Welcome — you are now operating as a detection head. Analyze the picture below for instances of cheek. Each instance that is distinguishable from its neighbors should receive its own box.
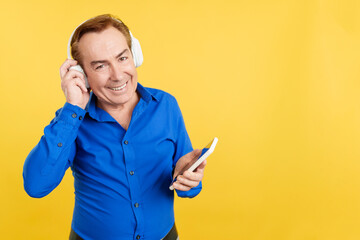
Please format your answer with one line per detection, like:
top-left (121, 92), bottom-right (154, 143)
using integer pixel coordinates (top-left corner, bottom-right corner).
top-left (131, 70), bottom-right (138, 82)
top-left (130, 72), bottom-right (138, 90)
top-left (88, 72), bottom-right (108, 86)
top-left (124, 62), bottom-right (137, 74)
top-left (122, 58), bottom-right (137, 71)
top-left (123, 64), bottom-right (138, 83)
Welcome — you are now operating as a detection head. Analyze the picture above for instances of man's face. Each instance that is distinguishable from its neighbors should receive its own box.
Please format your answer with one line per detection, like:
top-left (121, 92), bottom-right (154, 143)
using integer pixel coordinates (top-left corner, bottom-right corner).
top-left (78, 27), bottom-right (138, 108)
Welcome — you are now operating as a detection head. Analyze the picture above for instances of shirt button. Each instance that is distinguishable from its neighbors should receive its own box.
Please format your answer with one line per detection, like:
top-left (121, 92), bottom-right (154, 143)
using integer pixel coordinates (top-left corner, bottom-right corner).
top-left (124, 140), bottom-right (128, 145)
top-left (136, 235), bottom-right (141, 240)
top-left (57, 143), bottom-right (63, 147)
top-left (130, 171), bottom-right (134, 175)
top-left (134, 203), bottom-right (139, 208)
top-left (79, 116), bottom-right (83, 120)
top-left (72, 113), bottom-right (77, 118)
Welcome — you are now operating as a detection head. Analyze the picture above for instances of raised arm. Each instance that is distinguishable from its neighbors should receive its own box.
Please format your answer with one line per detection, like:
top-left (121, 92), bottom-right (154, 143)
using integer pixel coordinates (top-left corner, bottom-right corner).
top-left (23, 59), bottom-right (89, 198)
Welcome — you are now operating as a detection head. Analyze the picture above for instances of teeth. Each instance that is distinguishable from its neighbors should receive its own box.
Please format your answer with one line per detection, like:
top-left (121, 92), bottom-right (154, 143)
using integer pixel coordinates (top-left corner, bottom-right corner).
top-left (110, 82), bottom-right (127, 91)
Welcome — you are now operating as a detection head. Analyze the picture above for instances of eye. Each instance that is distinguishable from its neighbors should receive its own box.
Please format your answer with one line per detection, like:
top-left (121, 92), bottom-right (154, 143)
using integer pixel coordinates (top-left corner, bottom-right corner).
top-left (95, 64), bottom-right (105, 70)
top-left (119, 56), bottom-right (128, 61)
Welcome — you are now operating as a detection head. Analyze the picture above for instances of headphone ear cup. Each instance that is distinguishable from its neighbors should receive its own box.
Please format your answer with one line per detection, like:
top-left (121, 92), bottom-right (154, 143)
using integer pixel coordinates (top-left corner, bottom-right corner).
top-left (129, 32), bottom-right (143, 68)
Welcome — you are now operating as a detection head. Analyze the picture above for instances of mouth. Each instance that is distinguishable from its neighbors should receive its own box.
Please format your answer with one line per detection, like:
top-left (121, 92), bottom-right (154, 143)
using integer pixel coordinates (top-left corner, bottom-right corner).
top-left (109, 81), bottom-right (127, 91)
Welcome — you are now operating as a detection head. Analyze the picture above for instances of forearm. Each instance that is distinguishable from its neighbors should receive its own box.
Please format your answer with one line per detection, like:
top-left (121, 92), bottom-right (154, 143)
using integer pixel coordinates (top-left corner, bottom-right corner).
top-left (23, 103), bottom-right (85, 198)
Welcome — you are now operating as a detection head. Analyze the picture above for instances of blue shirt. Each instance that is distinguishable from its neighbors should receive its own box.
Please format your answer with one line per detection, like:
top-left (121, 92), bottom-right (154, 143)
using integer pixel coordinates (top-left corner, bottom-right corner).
top-left (23, 83), bottom-right (202, 240)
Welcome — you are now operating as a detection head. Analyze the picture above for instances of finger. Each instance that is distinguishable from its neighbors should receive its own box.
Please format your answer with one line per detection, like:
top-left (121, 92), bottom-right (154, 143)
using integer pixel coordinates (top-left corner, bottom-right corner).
top-left (173, 182), bottom-right (191, 192)
top-left (176, 175), bottom-right (200, 188)
top-left (183, 170), bottom-right (203, 182)
top-left (62, 70), bottom-right (85, 86)
top-left (73, 78), bottom-right (88, 93)
top-left (60, 59), bottom-right (78, 79)
top-left (68, 69), bottom-right (85, 81)
top-left (61, 71), bottom-right (85, 91)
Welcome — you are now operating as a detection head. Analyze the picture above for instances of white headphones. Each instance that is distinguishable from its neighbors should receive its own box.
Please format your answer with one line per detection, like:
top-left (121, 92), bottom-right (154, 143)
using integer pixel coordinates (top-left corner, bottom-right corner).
top-left (67, 17), bottom-right (143, 88)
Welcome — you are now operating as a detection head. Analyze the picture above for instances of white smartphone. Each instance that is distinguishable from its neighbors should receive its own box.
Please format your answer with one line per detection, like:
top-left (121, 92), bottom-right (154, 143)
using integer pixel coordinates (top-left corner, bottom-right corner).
top-left (169, 137), bottom-right (218, 190)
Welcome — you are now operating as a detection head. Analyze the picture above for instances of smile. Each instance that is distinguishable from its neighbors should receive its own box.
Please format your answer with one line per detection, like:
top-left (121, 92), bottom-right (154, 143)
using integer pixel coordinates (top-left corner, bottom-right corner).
top-left (109, 82), bottom-right (127, 91)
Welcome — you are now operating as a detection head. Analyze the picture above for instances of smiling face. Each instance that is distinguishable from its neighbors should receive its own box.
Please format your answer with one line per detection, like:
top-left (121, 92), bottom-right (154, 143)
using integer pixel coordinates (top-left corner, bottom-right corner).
top-left (78, 26), bottom-right (138, 109)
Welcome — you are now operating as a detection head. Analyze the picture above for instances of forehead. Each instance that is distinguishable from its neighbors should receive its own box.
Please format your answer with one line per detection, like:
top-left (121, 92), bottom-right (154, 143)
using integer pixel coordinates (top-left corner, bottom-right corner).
top-left (78, 26), bottom-right (129, 61)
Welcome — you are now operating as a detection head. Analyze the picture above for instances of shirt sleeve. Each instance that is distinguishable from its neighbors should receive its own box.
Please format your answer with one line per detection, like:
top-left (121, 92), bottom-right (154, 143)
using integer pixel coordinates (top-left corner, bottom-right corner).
top-left (23, 103), bottom-right (86, 198)
top-left (171, 97), bottom-right (203, 198)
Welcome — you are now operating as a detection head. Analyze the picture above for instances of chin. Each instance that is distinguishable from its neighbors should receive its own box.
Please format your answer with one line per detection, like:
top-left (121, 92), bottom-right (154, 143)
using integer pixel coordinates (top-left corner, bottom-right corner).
top-left (113, 92), bottom-right (135, 105)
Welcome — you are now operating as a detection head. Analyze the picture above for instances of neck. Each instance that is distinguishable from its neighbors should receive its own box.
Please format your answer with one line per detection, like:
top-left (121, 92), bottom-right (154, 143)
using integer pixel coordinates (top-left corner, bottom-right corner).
top-left (96, 92), bottom-right (140, 130)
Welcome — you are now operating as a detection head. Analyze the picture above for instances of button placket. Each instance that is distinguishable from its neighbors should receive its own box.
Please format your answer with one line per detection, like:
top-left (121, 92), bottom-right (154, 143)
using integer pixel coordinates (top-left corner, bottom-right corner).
top-left (122, 135), bottom-right (144, 236)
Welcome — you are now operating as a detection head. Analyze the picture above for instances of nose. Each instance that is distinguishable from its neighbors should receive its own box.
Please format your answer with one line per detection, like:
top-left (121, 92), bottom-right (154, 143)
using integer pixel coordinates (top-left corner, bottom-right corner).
top-left (109, 64), bottom-right (124, 81)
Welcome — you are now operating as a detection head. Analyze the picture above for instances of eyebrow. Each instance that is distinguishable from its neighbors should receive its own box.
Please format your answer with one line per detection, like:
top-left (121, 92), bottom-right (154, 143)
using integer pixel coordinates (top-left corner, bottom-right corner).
top-left (90, 49), bottom-right (129, 65)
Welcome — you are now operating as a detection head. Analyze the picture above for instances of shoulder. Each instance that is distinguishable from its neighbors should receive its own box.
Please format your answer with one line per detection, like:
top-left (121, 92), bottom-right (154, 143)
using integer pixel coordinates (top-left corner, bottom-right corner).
top-left (143, 87), bottom-right (184, 120)
top-left (145, 87), bottom-right (179, 105)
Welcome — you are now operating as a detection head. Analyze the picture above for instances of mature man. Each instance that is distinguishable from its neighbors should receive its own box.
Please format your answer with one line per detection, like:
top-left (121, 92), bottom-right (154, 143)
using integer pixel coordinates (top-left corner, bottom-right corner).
top-left (23, 14), bottom-right (206, 240)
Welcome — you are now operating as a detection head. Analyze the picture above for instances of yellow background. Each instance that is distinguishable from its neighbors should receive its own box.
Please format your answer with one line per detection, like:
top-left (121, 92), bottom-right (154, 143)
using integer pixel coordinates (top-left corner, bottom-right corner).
top-left (1, 0), bottom-right (360, 239)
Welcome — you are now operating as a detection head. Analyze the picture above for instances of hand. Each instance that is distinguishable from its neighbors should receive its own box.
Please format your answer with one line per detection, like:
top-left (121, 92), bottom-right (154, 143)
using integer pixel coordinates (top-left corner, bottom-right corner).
top-left (172, 149), bottom-right (207, 191)
top-left (60, 59), bottom-right (90, 109)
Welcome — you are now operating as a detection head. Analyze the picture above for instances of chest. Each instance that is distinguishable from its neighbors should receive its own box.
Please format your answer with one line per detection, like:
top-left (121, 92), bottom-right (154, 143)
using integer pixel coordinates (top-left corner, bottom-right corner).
top-left (72, 118), bottom-right (176, 183)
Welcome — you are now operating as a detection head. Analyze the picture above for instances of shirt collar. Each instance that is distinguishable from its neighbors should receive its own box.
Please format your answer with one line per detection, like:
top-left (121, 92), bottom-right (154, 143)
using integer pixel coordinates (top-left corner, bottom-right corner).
top-left (137, 83), bottom-right (158, 103)
top-left (85, 82), bottom-right (157, 122)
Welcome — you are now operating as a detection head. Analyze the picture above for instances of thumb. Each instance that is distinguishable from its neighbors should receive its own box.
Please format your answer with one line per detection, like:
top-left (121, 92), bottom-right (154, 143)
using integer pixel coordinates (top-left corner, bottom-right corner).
top-left (190, 148), bottom-right (202, 158)
top-left (173, 149), bottom-right (202, 178)
top-left (183, 149), bottom-right (202, 164)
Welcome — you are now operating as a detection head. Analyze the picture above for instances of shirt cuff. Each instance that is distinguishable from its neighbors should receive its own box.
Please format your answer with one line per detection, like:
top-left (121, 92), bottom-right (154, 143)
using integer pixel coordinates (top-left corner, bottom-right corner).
top-left (176, 181), bottom-right (202, 198)
top-left (56, 102), bottom-right (87, 128)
